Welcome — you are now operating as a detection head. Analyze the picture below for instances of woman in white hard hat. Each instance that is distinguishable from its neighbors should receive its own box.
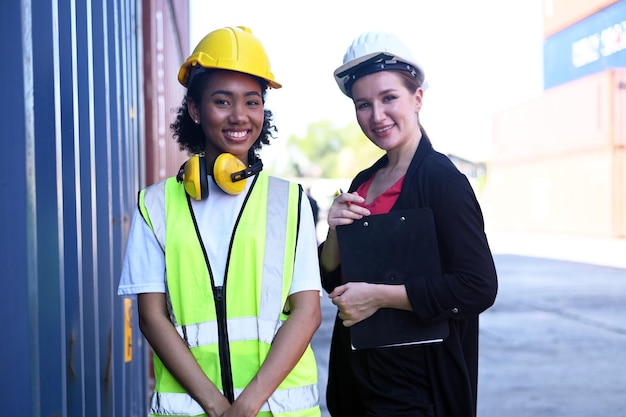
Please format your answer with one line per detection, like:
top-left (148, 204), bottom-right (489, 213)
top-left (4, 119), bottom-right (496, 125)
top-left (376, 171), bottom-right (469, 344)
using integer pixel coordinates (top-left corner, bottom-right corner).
top-left (118, 26), bottom-right (322, 417)
top-left (319, 31), bottom-right (498, 417)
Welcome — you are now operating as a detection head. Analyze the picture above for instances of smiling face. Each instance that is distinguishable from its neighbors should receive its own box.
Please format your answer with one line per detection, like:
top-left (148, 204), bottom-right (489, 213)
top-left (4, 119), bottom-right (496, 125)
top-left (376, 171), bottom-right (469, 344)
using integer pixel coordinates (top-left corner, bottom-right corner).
top-left (187, 70), bottom-right (265, 165)
top-left (351, 71), bottom-right (423, 156)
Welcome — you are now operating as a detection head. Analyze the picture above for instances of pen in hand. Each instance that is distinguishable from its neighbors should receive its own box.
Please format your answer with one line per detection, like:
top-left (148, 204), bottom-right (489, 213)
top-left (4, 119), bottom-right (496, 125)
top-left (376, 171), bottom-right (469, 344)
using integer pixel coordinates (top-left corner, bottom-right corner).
top-left (335, 188), bottom-right (352, 206)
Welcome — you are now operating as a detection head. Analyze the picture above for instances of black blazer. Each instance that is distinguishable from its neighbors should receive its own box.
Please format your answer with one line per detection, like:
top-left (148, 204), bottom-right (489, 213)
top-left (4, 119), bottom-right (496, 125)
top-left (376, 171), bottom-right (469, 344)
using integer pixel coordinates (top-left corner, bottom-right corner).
top-left (320, 131), bottom-right (498, 417)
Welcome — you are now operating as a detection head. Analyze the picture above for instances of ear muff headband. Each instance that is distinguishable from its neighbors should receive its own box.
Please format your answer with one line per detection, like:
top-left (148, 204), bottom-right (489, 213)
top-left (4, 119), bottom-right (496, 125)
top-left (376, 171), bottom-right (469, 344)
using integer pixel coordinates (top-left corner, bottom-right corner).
top-left (176, 153), bottom-right (263, 199)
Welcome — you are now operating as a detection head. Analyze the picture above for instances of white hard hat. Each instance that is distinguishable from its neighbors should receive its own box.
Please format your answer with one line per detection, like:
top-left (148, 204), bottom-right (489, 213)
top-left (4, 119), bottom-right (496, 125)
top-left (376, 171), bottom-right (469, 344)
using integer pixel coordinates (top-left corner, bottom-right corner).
top-left (334, 31), bottom-right (426, 97)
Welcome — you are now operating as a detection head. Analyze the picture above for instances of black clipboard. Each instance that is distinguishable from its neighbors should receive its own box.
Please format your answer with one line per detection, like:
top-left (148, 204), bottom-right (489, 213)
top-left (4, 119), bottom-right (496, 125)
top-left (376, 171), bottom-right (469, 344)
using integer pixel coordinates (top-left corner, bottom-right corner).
top-left (336, 207), bottom-right (449, 349)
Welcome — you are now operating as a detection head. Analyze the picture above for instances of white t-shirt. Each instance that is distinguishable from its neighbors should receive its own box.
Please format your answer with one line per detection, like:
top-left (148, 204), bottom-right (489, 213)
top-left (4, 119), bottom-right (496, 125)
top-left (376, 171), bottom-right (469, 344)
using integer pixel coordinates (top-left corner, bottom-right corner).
top-left (117, 176), bottom-right (322, 297)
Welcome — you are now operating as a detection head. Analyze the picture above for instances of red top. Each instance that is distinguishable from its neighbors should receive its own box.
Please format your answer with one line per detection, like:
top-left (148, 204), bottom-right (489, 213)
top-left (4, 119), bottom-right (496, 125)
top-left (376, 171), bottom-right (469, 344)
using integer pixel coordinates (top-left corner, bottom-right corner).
top-left (355, 173), bottom-right (405, 215)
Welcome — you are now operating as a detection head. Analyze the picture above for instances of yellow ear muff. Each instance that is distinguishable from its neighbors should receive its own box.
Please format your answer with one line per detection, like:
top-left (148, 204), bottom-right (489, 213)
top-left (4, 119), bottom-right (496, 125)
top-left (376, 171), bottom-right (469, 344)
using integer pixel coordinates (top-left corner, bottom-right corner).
top-left (213, 153), bottom-right (247, 195)
top-left (176, 155), bottom-right (208, 200)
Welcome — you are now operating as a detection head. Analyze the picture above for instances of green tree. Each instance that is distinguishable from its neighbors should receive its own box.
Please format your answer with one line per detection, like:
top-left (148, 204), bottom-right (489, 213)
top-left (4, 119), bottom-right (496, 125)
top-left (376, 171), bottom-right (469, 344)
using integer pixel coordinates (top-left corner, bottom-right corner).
top-left (280, 120), bottom-right (384, 179)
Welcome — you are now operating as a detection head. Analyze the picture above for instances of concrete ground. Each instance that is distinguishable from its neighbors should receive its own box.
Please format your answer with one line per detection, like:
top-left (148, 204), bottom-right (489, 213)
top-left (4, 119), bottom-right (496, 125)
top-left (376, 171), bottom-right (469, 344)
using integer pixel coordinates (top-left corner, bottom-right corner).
top-left (311, 231), bottom-right (626, 417)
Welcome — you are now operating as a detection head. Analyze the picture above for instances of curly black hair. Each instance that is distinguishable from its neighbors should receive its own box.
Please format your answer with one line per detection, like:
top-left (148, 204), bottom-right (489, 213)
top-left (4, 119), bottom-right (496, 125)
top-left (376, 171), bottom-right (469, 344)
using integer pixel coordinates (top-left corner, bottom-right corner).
top-left (170, 69), bottom-right (278, 159)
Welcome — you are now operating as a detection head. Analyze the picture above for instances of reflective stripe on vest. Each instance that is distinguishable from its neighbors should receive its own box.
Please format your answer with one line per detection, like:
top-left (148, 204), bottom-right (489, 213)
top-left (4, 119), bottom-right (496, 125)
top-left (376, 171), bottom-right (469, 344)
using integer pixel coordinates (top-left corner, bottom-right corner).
top-left (139, 179), bottom-right (166, 251)
top-left (151, 384), bottom-right (319, 415)
top-left (175, 315), bottom-right (281, 347)
top-left (140, 174), bottom-right (320, 417)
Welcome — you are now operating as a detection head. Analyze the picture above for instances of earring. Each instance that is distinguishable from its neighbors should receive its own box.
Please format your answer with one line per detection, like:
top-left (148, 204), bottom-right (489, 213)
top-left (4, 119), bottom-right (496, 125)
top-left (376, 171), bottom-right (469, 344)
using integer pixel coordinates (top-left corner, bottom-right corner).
top-left (194, 119), bottom-right (199, 125)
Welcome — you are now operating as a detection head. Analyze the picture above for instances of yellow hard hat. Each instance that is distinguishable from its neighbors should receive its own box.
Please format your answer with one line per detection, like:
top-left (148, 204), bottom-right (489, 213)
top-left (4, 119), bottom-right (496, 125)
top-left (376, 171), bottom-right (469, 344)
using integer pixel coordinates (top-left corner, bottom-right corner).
top-left (178, 26), bottom-right (281, 89)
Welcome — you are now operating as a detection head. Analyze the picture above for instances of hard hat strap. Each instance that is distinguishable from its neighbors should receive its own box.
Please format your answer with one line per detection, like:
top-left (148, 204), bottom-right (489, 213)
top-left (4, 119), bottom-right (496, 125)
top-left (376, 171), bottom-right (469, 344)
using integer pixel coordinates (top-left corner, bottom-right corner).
top-left (339, 53), bottom-right (418, 95)
top-left (188, 65), bottom-right (208, 87)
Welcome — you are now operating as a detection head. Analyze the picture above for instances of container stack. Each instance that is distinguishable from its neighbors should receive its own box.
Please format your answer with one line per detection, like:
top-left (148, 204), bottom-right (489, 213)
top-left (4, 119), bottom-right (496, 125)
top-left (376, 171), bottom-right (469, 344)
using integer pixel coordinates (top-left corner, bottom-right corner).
top-left (487, 0), bottom-right (626, 238)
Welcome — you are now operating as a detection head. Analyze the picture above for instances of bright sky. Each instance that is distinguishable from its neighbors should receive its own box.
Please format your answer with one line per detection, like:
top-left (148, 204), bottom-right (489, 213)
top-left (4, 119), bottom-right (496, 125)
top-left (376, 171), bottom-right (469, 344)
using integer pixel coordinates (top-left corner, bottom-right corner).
top-left (189, 0), bottom-right (545, 163)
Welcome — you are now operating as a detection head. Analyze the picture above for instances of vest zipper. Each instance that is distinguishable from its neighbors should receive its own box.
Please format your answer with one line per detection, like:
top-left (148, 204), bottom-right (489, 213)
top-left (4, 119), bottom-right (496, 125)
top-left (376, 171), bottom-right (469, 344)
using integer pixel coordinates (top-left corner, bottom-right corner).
top-left (214, 285), bottom-right (235, 403)
top-left (184, 190), bottom-right (238, 404)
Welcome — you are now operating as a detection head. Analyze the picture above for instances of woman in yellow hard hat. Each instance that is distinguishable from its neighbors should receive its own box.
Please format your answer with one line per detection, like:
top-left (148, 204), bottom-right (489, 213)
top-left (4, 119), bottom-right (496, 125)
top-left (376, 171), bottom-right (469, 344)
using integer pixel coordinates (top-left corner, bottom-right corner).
top-left (118, 26), bottom-right (322, 417)
top-left (319, 30), bottom-right (498, 417)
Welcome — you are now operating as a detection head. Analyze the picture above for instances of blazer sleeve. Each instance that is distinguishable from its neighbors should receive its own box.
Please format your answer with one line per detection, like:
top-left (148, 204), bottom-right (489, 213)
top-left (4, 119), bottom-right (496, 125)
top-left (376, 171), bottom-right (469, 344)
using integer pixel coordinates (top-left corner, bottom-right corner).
top-left (317, 243), bottom-right (343, 294)
top-left (317, 172), bottom-right (370, 295)
top-left (404, 164), bottom-right (498, 321)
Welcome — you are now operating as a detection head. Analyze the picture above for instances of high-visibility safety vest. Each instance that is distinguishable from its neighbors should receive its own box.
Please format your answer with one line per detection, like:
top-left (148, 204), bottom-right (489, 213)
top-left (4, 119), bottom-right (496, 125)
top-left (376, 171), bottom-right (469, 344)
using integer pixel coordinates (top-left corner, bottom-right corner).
top-left (138, 173), bottom-right (320, 417)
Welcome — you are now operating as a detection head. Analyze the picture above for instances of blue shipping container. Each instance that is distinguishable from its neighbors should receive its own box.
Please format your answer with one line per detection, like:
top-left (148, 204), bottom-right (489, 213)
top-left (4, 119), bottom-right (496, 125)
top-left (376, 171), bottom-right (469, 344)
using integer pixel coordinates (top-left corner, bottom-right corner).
top-left (544, 0), bottom-right (626, 89)
top-left (0, 0), bottom-right (149, 415)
